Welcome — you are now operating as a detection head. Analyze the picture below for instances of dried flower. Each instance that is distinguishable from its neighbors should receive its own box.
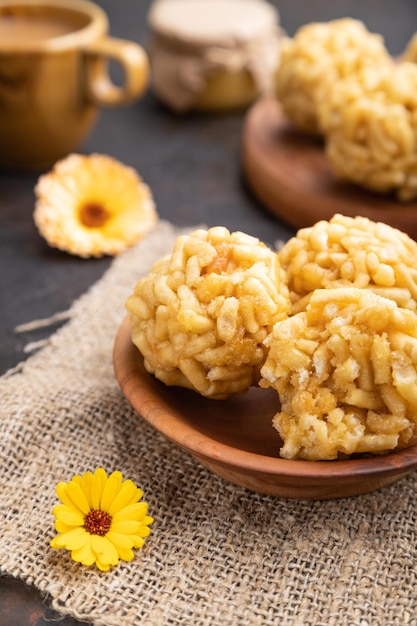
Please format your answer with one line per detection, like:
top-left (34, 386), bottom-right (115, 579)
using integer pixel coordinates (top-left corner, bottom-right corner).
top-left (34, 153), bottom-right (157, 257)
top-left (50, 468), bottom-right (153, 571)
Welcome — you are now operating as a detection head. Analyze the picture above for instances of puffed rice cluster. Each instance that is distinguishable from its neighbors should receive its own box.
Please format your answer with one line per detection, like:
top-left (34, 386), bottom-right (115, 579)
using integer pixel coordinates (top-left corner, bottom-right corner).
top-left (275, 18), bottom-right (390, 135)
top-left (126, 218), bottom-right (417, 460)
top-left (126, 227), bottom-right (289, 399)
top-left (260, 287), bottom-right (417, 460)
top-left (258, 214), bottom-right (417, 459)
top-left (275, 18), bottom-right (417, 200)
top-left (279, 213), bottom-right (417, 314)
top-left (401, 33), bottom-right (417, 63)
top-left (319, 62), bottom-right (417, 201)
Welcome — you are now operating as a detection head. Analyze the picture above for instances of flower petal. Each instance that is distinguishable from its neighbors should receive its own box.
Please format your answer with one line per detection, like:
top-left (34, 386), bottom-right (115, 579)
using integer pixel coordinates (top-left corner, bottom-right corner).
top-left (127, 487), bottom-right (144, 506)
top-left (71, 535), bottom-right (95, 566)
top-left (114, 547), bottom-right (134, 562)
top-left (55, 482), bottom-right (76, 509)
top-left (91, 468), bottom-right (107, 509)
top-left (65, 480), bottom-right (91, 516)
top-left (130, 536), bottom-right (145, 549)
top-left (107, 480), bottom-right (142, 516)
top-left (79, 471), bottom-right (94, 509)
top-left (100, 471), bottom-right (123, 512)
top-left (137, 524), bottom-right (152, 538)
top-left (106, 533), bottom-right (136, 562)
top-left (54, 519), bottom-right (72, 534)
top-left (52, 527), bottom-right (88, 551)
top-left (111, 502), bottom-right (148, 523)
top-left (110, 520), bottom-right (142, 535)
top-left (50, 537), bottom-right (64, 550)
top-left (106, 531), bottom-right (134, 551)
top-left (91, 535), bottom-right (119, 566)
top-left (96, 559), bottom-right (112, 572)
top-left (52, 504), bottom-right (84, 527)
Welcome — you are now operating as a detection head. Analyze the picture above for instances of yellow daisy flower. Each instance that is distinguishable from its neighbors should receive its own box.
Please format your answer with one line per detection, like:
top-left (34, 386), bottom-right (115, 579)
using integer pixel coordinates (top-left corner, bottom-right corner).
top-left (50, 468), bottom-right (154, 571)
top-left (34, 153), bottom-right (157, 258)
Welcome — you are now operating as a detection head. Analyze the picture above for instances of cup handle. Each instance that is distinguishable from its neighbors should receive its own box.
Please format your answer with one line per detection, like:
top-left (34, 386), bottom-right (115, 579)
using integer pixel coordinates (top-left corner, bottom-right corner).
top-left (84, 37), bottom-right (149, 106)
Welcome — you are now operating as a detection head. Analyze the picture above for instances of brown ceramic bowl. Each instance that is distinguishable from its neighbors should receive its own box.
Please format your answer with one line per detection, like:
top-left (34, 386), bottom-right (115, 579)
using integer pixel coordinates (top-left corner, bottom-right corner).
top-left (113, 316), bottom-right (417, 500)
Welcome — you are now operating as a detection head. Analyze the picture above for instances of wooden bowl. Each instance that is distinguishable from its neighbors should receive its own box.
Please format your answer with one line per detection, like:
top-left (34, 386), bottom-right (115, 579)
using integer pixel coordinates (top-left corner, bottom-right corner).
top-left (242, 97), bottom-right (417, 239)
top-left (113, 317), bottom-right (417, 500)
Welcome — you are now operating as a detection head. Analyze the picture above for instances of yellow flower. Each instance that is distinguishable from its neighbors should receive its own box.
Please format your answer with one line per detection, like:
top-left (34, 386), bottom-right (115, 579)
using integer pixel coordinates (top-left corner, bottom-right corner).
top-left (34, 153), bottom-right (157, 258)
top-left (50, 468), bottom-right (154, 571)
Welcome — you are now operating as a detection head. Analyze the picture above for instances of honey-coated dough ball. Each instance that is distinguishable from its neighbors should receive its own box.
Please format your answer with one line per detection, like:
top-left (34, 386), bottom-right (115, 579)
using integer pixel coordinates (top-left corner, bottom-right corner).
top-left (275, 18), bottom-right (390, 134)
top-left (260, 287), bottom-right (417, 460)
top-left (126, 227), bottom-right (289, 399)
top-left (279, 214), bottom-right (417, 314)
top-left (319, 62), bottom-right (417, 200)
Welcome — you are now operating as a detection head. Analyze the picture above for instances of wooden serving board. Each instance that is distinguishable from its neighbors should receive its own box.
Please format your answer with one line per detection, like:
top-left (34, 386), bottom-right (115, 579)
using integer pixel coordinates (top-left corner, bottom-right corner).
top-left (242, 97), bottom-right (417, 240)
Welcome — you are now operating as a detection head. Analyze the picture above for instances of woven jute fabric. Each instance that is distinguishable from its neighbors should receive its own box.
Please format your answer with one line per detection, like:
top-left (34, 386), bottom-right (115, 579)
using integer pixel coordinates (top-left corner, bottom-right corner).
top-left (1, 220), bottom-right (417, 626)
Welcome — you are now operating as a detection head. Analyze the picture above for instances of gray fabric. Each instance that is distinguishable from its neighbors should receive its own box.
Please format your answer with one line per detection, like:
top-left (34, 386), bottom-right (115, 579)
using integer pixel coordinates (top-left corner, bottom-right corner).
top-left (1, 221), bottom-right (416, 626)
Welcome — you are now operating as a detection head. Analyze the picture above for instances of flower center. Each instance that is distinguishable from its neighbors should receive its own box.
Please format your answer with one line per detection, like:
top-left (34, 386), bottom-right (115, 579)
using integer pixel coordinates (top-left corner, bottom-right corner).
top-left (84, 509), bottom-right (112, 536)
top-left (79, 202), bottom-right (109, 228)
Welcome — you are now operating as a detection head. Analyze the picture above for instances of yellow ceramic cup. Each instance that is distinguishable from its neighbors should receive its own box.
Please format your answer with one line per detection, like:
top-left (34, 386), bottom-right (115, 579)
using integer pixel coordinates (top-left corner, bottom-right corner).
top-left (0, 0), bottom-right (149, 170)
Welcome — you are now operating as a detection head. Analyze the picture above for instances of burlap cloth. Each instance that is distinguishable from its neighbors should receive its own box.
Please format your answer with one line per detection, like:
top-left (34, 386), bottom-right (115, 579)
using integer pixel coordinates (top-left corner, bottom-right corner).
top-left (1, 220), bottom-right (417, 626)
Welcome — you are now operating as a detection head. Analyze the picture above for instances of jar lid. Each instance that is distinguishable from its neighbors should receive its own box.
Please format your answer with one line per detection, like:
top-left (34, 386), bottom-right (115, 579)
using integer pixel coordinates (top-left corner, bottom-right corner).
top-left (148, 0), bottom-right (279, 47)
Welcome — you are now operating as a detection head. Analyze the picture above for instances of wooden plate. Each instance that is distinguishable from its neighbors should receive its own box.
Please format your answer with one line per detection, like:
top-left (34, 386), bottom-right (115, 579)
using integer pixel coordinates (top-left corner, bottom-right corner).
top-left (242, 97), bottom-right (417, 239)
top-left (113, 317), bottom-right (417, 499)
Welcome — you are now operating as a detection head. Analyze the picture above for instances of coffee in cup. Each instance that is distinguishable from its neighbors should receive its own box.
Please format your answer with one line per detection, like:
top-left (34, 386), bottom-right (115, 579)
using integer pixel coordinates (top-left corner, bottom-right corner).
top-left (0, 0), bottom-right (149, 170)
